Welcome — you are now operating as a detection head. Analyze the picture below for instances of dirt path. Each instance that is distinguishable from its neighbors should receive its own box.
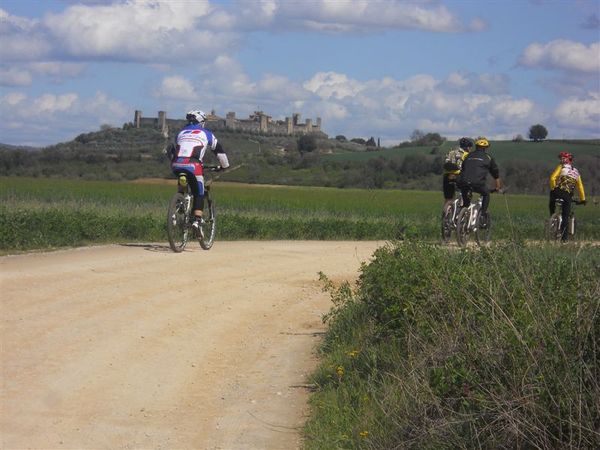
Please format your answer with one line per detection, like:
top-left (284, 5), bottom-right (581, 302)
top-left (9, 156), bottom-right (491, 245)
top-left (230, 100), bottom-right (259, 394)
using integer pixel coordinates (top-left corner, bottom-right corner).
top-left (0, 241), bottom-right (383, 450)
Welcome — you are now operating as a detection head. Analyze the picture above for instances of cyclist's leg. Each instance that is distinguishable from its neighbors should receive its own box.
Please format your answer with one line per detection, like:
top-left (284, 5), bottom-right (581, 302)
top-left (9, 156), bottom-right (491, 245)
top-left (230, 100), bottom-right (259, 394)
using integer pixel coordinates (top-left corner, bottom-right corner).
top-left (458, 181), bottom-right (471, 209)
top-left (556, 190), bottom-right (571, 241)
top-left (443, 174), bottom-right (455, 207)
top-left (549, 189), bottom-right (558, 216)
top-left (474, 184), bottom-right (490, 214)
top-left (190, 164), bottom-right (205, 221)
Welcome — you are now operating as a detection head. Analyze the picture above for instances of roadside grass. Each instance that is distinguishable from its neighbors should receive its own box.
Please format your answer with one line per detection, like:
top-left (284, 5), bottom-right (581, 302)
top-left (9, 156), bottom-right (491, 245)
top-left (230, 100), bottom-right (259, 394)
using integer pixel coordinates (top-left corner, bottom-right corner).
top-left (1, 176), bottom-right (599, 251)
top-left (304, 242), bottom-right (600, 449)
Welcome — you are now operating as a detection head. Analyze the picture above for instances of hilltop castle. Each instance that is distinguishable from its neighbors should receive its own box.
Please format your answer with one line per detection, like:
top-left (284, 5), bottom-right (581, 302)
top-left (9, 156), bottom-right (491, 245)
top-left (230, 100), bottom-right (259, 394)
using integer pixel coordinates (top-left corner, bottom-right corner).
top-left (133, 110), bottom-right (325, 137)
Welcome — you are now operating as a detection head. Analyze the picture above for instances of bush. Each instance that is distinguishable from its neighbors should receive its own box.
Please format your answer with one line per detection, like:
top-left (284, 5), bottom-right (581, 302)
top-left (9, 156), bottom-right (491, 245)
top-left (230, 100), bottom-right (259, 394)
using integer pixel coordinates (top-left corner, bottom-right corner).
top-left (305, 243), bottom-right (600, 449)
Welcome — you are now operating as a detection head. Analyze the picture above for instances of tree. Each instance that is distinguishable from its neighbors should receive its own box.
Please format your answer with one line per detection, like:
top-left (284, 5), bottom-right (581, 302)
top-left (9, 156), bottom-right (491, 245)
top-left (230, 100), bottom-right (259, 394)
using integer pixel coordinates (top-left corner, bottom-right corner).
top-left (366, 137), bottom-right (377, 147)
top-left (529, 124), bottom-right (548, 142)
top-left (297, 134), bottom-right (317, 154)
top-left (350, 138), bottom-right (366, 145)
top-left (335, 135), bottom-right (347, 142)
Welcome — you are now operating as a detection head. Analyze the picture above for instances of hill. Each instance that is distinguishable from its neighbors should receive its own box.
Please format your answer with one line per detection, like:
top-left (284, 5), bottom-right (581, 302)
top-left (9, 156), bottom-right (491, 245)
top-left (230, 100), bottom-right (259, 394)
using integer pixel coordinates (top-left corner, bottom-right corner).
top-left (1, 126), bottom-right (598, 195)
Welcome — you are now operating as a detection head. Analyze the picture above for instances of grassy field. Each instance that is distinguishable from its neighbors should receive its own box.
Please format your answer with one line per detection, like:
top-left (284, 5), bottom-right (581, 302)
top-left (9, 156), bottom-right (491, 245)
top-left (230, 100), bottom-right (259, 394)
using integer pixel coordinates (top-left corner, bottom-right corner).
top-left (1, 176), bottom-right (599, 252)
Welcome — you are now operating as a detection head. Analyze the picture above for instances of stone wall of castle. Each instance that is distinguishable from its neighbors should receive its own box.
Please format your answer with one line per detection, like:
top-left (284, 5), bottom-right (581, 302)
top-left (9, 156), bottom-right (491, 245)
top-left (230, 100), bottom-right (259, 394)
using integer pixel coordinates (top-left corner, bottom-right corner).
top-left (133, 110), bottom-right (325, 137)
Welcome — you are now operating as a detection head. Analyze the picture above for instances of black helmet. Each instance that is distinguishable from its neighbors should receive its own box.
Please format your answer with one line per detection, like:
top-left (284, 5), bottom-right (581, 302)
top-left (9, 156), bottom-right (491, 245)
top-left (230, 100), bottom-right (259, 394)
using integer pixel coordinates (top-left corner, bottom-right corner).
top-left (459, 137), bottom-right (473, 149)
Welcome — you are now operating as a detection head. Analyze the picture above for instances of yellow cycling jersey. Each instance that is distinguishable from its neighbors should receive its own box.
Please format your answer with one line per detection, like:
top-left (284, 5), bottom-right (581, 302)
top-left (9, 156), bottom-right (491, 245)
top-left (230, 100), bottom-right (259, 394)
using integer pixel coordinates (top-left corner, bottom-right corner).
top-left (549, 164), bottom-right (586, 201)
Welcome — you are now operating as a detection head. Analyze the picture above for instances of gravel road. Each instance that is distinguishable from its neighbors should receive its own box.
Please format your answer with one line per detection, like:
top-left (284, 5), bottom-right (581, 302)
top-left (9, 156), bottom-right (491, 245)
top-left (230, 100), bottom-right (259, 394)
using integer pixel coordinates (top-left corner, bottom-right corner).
top-left (0, 241), bottom-right (382, 449)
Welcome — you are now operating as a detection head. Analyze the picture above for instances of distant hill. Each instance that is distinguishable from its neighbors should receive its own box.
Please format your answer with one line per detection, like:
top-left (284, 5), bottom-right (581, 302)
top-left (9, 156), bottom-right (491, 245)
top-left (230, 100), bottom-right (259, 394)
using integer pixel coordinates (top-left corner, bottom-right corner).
top-left (1, 126), bottom-right (598, 196)
top-left (323, 139), bottom-right (600, 165)
top-left (0, 143), bottom-right (42, 152)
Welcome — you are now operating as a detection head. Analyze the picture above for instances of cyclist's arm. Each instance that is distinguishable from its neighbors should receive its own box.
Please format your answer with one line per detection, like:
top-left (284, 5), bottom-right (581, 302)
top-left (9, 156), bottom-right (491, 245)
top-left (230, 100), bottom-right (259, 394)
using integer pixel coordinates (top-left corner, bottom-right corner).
top-left (576, 176), bottom-right (586, 202)
top-left (211, 140), bottom-right (230, 169)
top-left (549, 165), bottom-right (561, 190)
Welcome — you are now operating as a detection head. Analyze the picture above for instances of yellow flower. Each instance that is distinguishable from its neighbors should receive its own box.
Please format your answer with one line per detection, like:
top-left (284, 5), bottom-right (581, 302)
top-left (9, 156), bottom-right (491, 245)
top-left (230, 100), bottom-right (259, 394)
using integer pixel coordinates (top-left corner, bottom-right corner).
top-left (360, 430), bottom-right (369, 438)
top-left (347, 350), bottom-right (360, 358)
top-left (336, 365), bottom-right (344, 378)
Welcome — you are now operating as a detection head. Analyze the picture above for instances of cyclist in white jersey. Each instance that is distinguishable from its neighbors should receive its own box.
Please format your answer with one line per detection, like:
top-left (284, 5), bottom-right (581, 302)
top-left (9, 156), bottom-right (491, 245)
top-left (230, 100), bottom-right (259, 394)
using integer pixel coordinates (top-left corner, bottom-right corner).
top-left (169, 110), bottom-right (230, 228)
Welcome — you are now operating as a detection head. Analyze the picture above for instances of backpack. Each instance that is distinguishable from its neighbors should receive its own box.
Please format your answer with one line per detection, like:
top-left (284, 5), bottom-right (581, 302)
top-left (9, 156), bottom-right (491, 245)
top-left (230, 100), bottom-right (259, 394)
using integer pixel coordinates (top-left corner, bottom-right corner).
top-left (443, 148), bottom-right (465, 172)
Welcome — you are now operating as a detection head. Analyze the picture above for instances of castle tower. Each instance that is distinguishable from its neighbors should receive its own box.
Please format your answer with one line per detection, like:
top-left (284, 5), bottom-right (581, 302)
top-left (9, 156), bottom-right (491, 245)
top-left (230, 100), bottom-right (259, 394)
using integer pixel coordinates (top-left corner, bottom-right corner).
top-left (286, 117), bottom-right (293, 135)
top-left (305, 118), bottom-right (312, 133)
top-left (259, 112), bottom-right (268, 133)
top-left (316, 117), bottom-right (322, 131)
top-left (134, 110), bottom-right (142, 128)
top-left (226, 112), bottom-right (236, 130)
top-left (293, 113), bottom-right (300, 126)
top-left (158, 111), bottom-right (166, 132)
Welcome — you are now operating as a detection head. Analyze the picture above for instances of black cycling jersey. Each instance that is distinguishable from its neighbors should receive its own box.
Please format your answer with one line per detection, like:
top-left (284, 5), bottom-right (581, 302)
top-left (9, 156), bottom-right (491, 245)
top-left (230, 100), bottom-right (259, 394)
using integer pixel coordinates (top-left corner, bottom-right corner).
top-left (458, 148), bottom-right (499, 185)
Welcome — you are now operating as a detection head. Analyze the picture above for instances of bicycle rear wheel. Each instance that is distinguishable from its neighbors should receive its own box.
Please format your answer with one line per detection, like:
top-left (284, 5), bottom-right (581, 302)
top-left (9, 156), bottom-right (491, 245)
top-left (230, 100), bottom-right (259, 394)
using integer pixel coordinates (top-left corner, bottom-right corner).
top-left (198, 194), bottom-right (216, 250)
top-left (545, 213), bottom-right (561, 241)
top-left (441, 205), bottom-right (453, 243)
top-left (456, 208), bottom-right (470, 247)
top-left (475, 211), bottom-right (491, 246)
top-left (167, 192), bottom-right (190, 253)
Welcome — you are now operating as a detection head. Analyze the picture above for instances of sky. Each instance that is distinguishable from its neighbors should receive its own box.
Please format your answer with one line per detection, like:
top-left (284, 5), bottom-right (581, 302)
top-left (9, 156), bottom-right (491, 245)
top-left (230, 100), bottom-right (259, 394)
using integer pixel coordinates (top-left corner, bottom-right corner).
top-left (0, 0), bottom-right (599, 147)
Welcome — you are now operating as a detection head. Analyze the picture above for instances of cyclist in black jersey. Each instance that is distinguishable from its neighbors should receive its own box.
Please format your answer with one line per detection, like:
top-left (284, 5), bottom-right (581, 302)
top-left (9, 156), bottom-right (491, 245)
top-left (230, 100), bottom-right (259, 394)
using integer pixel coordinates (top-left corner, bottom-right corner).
top-left (457, 137), bottom-right (502, 227)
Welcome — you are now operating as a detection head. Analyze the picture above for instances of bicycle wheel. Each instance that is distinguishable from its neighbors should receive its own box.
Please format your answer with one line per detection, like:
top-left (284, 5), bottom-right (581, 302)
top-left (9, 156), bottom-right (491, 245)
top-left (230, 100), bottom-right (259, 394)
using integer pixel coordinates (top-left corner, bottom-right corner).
top-left (167, 192), bottom-right (190, 252)
top-left (475, 211), bottom-right (491, 246)
top-left (441, 205), bottom-right (453, 243)
top-left (456, 208), bottom-right (470, 247)
top-left (545, 213), bottom-right (561, 241)
top-left (198, 193), bottom-right (216, 250)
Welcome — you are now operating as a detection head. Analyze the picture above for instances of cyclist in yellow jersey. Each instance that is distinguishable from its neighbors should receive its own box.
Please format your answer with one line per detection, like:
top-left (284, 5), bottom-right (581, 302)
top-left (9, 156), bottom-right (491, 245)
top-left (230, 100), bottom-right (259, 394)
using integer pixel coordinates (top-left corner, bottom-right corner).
top-left (549, 152), bottom-right (586, 241)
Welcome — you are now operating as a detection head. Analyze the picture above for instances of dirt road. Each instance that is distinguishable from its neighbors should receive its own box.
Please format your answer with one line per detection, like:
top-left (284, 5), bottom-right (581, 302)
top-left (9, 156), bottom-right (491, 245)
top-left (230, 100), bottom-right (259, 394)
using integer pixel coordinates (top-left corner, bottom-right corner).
top-left (0, 241), bottom-right (382, 450)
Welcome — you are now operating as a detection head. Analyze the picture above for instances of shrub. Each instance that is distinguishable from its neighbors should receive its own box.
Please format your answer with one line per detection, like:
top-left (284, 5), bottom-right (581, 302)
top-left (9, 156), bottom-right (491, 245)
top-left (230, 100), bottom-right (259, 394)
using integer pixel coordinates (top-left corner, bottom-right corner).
top-left (305, 243), bottom-right (600, 449)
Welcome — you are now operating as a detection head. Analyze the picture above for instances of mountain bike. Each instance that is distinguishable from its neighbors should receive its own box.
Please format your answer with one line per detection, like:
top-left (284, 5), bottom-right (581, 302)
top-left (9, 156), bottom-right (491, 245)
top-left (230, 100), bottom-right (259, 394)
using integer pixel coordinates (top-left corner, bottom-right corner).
top-left (456, 188), bottom-right (503, 247)
top-left (166, 165), bottom-right (219, 253)
top-left (441, 197), bottom-right (462, 243)
top-left (546, 198), bottom-right (584, 242)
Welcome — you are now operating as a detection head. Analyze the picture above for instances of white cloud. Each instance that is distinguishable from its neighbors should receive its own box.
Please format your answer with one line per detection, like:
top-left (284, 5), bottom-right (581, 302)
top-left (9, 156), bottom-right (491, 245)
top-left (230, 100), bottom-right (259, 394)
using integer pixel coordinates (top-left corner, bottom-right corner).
top-left (29, 1), bottom-right (236, 63)
top-left (303, 72), bottom-right (364, 100)
top-left (29, 62), bottom-right (85, 77)
top-left (0, 67), bottom-right (32, 86)
top-left (0, 9), bottom-right (52, 61)
top-left (519, 39), bottom-right (600, 74)
top-left (0, 90), bottom-right (129, 146)
top-left (155, 76), bottom-right (199, 100)
top-left (233, 0), bottom-right (486, 33)
top-left (32, 93), bottom-right (78, 114)
top-left (554, 92), bottom-right (600, 129)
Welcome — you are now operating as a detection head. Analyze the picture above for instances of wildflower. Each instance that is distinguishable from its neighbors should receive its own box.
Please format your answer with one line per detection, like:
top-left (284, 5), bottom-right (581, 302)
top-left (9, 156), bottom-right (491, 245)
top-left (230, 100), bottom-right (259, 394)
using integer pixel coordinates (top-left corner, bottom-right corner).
top-left (336, 365), bottom-right (344, 379)
top-left (347, 350), bottom-right (359, 358)
top-left (360, 430), bottom-right (369, 438)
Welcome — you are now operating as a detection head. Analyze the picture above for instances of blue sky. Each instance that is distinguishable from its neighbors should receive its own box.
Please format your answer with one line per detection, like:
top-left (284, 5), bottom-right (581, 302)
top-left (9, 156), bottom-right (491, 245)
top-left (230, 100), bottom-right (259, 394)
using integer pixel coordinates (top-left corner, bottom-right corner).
top-left (1, 0), bottom-right (599, 147)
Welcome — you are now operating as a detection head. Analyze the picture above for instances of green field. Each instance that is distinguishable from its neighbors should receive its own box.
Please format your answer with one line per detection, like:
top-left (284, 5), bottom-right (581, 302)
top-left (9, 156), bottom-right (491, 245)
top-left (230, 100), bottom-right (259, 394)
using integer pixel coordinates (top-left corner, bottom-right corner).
top-left (1, 176), bottom-right (599, 251)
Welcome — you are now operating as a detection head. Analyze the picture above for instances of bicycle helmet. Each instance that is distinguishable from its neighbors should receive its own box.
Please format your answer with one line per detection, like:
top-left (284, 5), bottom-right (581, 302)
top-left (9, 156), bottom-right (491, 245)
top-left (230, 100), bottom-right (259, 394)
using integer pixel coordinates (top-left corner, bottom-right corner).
top-left (559, 151), bottom-right (573, 163)
top-left (459, 137), bottom-right (473, 149)
top-left (475, 137), bottom-right (490, 148)
top-left (186, 110), bottom-right (206, 125)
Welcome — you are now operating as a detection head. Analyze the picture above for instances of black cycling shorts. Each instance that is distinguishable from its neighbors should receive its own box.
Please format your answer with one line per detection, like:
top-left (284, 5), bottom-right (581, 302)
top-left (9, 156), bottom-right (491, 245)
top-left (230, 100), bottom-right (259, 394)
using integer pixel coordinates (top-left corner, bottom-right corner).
top-left (443, 173), bottom-right (458, 199)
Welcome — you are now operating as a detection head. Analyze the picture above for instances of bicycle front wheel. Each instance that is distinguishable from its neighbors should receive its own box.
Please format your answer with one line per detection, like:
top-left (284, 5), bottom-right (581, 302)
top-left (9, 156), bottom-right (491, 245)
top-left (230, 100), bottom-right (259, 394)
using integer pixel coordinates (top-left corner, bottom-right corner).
top-left (167, 192), bottom-right (190, 253)
top-left (475, 211), bottom-right (491, 246)
top-left (545, 213), bottom-right (561, 241)
top-left (456, 208), bottom-right (470, 247)
top-left (198, 194), bottom-right (216, 250)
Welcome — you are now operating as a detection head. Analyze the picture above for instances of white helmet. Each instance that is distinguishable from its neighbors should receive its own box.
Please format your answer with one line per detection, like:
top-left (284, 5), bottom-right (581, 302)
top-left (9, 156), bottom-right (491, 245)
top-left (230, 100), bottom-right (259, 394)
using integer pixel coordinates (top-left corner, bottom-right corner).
top-left (186, 109), bottom-right (206, 125)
